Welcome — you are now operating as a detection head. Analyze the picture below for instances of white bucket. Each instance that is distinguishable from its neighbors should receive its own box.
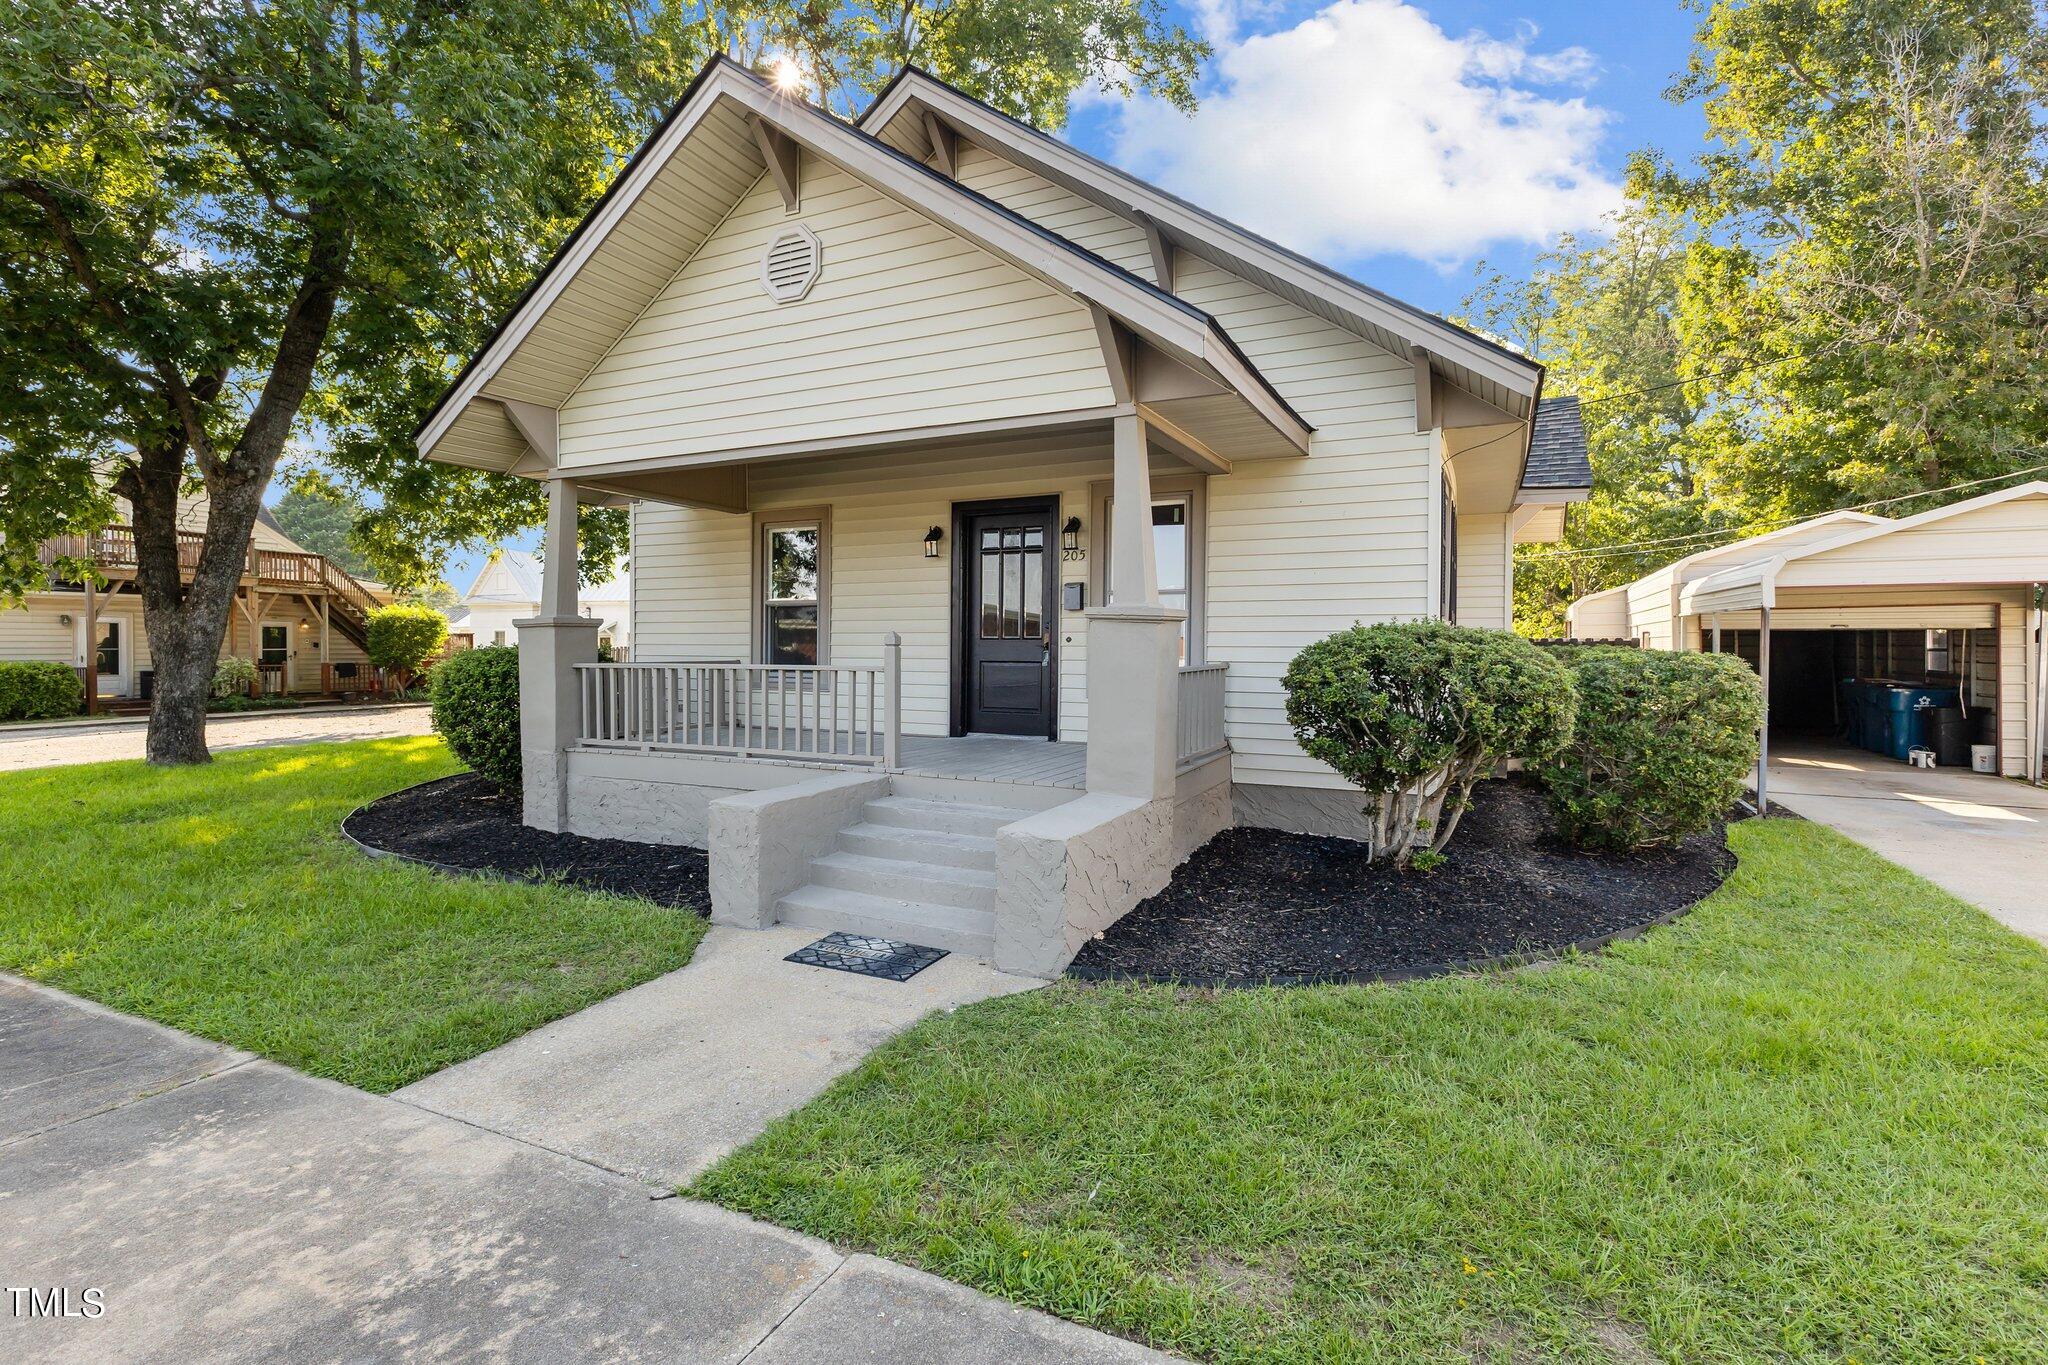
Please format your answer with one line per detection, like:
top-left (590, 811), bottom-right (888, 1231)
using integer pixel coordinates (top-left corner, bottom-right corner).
top-left (1971, 744), bottom-right (1997, 774)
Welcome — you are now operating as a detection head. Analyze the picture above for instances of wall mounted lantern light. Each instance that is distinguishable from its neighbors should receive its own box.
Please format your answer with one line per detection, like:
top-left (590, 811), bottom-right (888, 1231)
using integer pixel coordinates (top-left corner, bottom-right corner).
top-left (1061, 516), bottom-right (1084, 559)
top-left (923, 526), bottom-right (944, 558)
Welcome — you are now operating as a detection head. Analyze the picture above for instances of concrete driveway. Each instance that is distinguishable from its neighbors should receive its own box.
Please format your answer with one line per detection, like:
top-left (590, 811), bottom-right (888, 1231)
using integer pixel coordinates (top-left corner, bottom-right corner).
top-left (1767, 740), bottom-right (2048, 943)
top-left (0, 704), bottom-right (432, 771)
top-left (0, 975), bottom-right (1169, 1364)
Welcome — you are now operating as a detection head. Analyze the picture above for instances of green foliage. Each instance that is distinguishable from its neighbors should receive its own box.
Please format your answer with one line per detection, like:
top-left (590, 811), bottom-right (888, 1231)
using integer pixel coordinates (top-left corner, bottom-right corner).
top-left (431, 645), bottom-right (521, 792)
top-left (210, 656), bottom-right (259, 699)
top-left (1537, 647), bottom-right (1764, 852)
top-left (268, 471), bottom-right (372, 576)
top-left (0, 737), bottom-right (705, 1091)
top-left (1463, 209), bottom-right (1732, 637)
top-left (1283, 622), bottom-right (1576, 864)
top-left (0, 660), bottom-right (83, 721)
top-left (364, 602), bottom-right (450, 678)
top-left (1635, 0), bottom-right (2047, 524)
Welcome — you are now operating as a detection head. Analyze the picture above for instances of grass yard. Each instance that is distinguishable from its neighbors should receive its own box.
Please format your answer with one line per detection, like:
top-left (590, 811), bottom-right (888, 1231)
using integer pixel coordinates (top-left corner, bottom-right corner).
top-left (0, 737), bottom-right (705, 1091)
top-left (697, 819), bottom-right (2048, 1363)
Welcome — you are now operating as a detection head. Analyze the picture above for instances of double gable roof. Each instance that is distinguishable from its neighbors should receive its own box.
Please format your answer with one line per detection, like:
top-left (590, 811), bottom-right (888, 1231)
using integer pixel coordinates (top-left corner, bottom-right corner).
top-left (417, 57), bottom-right (1584, 501)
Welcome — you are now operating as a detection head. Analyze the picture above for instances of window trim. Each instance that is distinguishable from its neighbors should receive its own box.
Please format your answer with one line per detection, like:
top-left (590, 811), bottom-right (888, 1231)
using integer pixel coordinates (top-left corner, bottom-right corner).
top-left (750, 505), bottom-right (831, 666)
top-left (1089, 473), bottom-right (1206, 665)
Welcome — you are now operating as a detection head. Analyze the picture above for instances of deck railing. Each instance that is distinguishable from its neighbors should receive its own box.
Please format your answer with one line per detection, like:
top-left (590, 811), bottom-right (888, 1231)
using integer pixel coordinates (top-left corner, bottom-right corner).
top-left (1176, 662), bottom-right (1229, 765)
top-left (39, 525), bottom-right (385, 619)
top-left (575, 635), bottom-right (902, 767)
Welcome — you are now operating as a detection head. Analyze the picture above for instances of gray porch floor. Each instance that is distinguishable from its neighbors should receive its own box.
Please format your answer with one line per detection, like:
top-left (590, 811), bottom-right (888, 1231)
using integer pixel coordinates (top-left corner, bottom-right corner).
top-left (898, 734), bottom-right (1086, 789)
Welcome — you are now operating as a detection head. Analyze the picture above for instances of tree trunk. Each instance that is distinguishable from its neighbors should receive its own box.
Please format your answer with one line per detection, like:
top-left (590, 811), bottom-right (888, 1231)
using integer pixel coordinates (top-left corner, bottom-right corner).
top-left (125, 218), bottom-right (351, 765)
top-left (125, 448), bottom-right (270, 765)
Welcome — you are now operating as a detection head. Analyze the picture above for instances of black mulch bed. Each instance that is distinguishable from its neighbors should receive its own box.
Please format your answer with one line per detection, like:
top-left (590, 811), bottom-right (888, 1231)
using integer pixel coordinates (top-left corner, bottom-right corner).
top-left (344, 772), bottom-right (709, 912)
top-left (1069, 778), bottom-right (1735, 987)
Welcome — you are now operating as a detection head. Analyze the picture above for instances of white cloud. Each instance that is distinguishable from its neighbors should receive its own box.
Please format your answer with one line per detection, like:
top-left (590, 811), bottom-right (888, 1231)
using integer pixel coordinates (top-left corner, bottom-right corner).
top-left (1105, 0), bottom-right (1622, 265)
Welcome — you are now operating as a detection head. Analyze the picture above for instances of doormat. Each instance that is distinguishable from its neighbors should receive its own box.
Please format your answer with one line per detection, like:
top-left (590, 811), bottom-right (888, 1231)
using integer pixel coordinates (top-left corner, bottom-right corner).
top-left (785, 932), bottom-right (948, 982)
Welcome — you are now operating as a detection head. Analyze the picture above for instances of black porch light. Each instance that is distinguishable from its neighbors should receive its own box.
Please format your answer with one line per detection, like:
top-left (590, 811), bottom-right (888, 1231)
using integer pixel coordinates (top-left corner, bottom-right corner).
top-left (922, 525), bottom-right (944, 558)
top-left (1061, 516), bottom-right (1083, 553)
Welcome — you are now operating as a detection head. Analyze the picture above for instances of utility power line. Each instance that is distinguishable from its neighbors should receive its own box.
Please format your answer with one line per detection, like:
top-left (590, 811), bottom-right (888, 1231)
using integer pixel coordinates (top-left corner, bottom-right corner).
top-left (1521, 460), bottom-right (2048, 563)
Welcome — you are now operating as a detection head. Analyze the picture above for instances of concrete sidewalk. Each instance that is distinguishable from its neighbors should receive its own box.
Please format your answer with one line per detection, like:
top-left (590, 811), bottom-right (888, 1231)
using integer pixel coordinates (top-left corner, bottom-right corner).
top-left (1767, 740), bottom-right (2048, 944)
top-left (395, 924), bottom-right (1042, 1184)
top-left (0, 705), bottom-right (433, 770)
top-left (0, 975), bottom-right (1170, 1364)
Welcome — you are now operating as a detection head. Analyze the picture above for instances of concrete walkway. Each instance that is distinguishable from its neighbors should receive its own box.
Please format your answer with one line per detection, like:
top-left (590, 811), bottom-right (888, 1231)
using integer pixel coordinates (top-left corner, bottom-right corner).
top-left (1767, 740), bottom-right (2048, 943)
top-left (0, 975), bottom-right (1169, 1363)
top-left (396, 924), bottom-right (1043, 1184)
top-left (0, 704), bottom-right (433, 771)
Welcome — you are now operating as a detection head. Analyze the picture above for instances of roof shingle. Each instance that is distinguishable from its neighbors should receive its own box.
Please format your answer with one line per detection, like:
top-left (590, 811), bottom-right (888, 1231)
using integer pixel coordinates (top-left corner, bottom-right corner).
top-left (1524, 396), bottom-right (1592, 490)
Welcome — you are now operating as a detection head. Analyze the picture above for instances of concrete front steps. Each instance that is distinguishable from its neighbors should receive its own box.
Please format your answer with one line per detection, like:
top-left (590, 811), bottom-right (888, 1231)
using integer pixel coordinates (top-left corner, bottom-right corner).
top-left (777, 794), bottom-right (1041, 958)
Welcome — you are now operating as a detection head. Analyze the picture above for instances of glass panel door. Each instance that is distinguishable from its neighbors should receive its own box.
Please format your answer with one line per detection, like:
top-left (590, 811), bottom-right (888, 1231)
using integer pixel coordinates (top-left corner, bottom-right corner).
top-left (94, 620), bottom-right (121, 678)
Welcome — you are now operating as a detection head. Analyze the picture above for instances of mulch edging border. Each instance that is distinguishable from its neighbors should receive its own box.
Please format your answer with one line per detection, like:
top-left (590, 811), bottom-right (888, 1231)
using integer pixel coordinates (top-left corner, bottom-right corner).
top-left (1063, 888), bottom-right (1713, 989)
top-left (341, 772), bottom-right (711, 911)
top-left (341, 774), bottom-right (546, 889)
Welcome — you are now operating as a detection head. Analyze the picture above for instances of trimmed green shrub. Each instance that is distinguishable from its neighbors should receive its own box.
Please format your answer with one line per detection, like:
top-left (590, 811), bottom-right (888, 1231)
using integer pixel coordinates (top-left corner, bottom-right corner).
top-left (0, 660), bottom-right (84, 721)
top-left (210, 656), bottom-right (259, 699)
top-left (1536, 647), bottom-right (1764, 851)
top-left (432, 645), bottom-right (520, 793)
top-left (365, 603), bottom-right (449, 685)
top-left (1284, 621), bottom-right (1577, 866)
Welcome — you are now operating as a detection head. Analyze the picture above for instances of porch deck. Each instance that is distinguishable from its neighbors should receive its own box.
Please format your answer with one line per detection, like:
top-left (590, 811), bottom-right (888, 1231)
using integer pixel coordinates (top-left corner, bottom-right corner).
top-left (896, 734), bottom-right (1086, 789)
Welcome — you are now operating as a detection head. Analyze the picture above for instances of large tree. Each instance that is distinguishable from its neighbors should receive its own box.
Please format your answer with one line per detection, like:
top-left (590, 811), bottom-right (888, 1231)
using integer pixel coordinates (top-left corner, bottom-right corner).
top-left (1, 0), bottom-right (1201, 763)
top-left (1463, 209), bottom-right (1728, 637)
top-left (1637, 0), bottom-right (2047, 522)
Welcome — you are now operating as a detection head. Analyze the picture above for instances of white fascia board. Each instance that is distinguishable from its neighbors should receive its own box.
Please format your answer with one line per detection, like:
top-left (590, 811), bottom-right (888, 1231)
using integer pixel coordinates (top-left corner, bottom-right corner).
top-left (865, 76), bottom-right (1541, 400)
top-left (1513, 485), bottom-right (1591, 506)
top-left (416, 71), bottom-right (735, 460)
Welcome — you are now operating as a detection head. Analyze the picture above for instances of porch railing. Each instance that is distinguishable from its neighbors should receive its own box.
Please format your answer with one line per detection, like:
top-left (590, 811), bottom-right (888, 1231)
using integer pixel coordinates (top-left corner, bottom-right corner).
top-left (1176, 662), bottom-right (1229, 766)
top-left (575, 635), bottom-right (902, 767)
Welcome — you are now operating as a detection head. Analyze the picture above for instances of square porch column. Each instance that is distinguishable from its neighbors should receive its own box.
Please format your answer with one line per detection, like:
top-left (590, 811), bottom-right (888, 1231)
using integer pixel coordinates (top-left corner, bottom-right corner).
top-left (517, 477), bottom-right (601, 832)
top-left (1085, 411), bottom-right (1184, 801)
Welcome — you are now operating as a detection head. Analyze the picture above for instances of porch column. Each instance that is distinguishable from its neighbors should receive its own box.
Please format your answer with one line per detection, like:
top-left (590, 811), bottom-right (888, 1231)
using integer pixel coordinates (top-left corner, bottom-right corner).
top-left (517, 477), bottom-right (601, 832)
top-left (1085, 411), bottom-right (1183, 801)
top-left (1756, 604), bottom-right (1772, 814)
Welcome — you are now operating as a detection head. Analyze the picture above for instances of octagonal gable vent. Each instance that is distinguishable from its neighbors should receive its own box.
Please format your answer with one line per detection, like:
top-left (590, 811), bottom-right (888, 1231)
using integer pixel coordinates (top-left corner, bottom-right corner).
top-left (761, 224), bottom-right (822, 303)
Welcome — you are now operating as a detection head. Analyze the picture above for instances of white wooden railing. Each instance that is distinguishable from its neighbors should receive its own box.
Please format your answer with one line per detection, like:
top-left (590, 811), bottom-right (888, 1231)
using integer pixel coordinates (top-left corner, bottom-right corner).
top-left (1176, 662), bottom-right (1229, 765)
top-left (575, 635), bottom-right (901, 767)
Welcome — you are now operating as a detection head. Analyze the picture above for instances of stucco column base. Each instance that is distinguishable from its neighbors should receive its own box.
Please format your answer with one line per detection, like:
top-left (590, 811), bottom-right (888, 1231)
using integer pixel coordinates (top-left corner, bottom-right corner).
top-left (1082, 605), bottom-right (1185, 801)
top-left (515, 615), bottom-right (601, 832)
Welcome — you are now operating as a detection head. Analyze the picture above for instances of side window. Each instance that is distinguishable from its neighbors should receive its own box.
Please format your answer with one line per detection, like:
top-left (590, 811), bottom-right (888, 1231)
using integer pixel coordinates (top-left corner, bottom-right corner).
top-left (763, 523), bottom-right (821, 665)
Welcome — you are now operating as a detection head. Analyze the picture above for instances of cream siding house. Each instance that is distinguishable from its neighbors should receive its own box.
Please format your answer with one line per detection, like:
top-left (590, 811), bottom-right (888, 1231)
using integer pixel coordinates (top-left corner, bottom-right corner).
top-left (5, 499), bottom-right (387, 706)
top-left (416, 59), bottom-right (1592, 975)
top-left (1568, 484), bottom-right (2048, 784)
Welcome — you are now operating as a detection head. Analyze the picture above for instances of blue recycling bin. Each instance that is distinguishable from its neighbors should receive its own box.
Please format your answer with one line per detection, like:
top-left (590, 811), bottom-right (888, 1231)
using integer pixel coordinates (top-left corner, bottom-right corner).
top-left (1876, 686), bottom-right (1959, 761)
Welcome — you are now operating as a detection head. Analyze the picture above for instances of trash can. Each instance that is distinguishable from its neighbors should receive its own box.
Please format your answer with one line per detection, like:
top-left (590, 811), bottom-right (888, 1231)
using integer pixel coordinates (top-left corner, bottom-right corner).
top-left (1928, 707), bottom-right (1969, 767)
top-left (1878, 687), bottom-right (1960, 762)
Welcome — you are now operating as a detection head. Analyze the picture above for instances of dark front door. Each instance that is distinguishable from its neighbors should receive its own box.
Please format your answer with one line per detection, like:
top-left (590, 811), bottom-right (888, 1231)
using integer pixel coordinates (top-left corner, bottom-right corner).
top-left (959, 502), bottom-right (1056, 736)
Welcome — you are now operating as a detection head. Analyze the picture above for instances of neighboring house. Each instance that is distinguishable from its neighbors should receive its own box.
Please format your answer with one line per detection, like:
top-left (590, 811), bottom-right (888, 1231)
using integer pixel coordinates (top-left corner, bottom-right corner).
top-left (4, 495), bottom-right (392, 709)
top-left (414, 58), bottom-right (1593, 975)
top-left (1567, 482), bottom-right (2048, 783)
top-left (456, 549), bottom-right (630, 655)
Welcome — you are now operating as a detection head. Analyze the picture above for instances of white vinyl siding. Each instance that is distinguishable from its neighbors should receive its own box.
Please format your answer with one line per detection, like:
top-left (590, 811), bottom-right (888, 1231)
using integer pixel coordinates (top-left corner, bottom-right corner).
top-left (634, 430), bottom-right (1108, 741)
top-left (556, 159), bottom-right (1116, 468)
top-left (1455, 511), bottom-right (1511, 631)
top-left (1170, 254), bottom-right (1434, 792)
top-left (953, 143), bottom-right (1161, 283)
top-left (0, 598), bottom-right (79, 664)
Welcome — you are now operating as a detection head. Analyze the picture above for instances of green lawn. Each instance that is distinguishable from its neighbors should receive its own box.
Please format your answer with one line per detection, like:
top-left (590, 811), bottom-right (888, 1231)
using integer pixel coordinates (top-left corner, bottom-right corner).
top-left (696, 819), bottom-right (2048, 1363)
top-left (0, 738), bottom-right (705, 1091)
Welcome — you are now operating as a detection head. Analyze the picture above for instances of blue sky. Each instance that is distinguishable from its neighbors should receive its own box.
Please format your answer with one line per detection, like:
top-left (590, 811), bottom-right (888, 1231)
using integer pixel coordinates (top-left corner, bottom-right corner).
top-left (1063, 0), bottom-right (1708, 317)
top-left (353, 1), bottom-right (1713, 590)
